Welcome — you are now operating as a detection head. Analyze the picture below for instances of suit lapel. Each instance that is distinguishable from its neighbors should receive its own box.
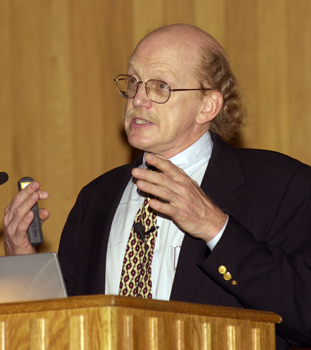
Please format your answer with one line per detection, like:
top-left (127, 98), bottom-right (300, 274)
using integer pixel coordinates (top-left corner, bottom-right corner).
top-left (86, 155), bottom-right (143, 294)
top-left (170, 135), bottom-right (245, 301)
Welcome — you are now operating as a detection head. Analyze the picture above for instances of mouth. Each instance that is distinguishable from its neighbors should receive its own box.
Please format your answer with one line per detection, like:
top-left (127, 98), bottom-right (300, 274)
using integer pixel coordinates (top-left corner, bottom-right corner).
top-left (124, 108), bottom-right (159, 126)
top-left (133, 117), bottom-right (153, 125)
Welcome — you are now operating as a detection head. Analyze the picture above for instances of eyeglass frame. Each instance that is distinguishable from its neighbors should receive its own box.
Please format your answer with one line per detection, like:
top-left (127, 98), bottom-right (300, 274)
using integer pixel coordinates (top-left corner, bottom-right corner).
top-left (114, 74), bottom-right (212, 104)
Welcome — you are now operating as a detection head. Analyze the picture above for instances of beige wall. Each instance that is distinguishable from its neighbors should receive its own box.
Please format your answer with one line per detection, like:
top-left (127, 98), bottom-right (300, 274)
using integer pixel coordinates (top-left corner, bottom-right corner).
top-left (1, 0), bottom-right (311, 256)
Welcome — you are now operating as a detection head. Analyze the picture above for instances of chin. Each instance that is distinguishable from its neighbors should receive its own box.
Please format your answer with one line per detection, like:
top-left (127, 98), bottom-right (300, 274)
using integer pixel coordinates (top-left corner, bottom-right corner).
top-left (129, 139), bottom-right (162, 155)
top-left (127, 135), bottom-right (149, 152)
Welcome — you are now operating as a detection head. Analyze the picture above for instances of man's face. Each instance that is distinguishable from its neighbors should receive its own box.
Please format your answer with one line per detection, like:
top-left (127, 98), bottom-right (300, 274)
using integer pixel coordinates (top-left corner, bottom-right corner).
top-left (124, 32), bottom-right (208, 159)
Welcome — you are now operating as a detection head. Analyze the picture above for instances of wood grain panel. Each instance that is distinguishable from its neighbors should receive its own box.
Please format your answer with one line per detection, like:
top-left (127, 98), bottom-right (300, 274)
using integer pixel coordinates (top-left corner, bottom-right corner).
top-left (96, 1), bottom-right (134, 169)
top-left (0, 0), bottom-right (13, 234)
top-left (132, 1), bottom-right (163, 44)
top-left (71, 0), bottom-right (106, 188)
top-left (225, 0), bottom-right (258, 148)
top-left (69, 315), bottom-right (85, 350)
top-left (256, 0), bottom-right (290, 153)
top-left (0, 0), bottom-right (135, 254)
top-left (11, 0), bottom-right (44, 178)
top-left (0, 321), bottom-right (5, 349)
top-left (30, 318), bottom-right (45, 350)
top-left (164, 0), bottom-right (194, 25)
top-left (0, 295), bottom-right (281, 350)
top-left (194, 0), bottom-right (226, 46)
top-left (147, 317), bottom-right (159, 350)
top-left (40, 0), bottom-right (75, 252)
top-left (288, 0), bottom-right (311, 165)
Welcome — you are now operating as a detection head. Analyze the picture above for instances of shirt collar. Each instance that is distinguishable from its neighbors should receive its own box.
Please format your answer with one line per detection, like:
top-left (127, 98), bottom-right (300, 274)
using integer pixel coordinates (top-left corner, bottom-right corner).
top-left (143, 131), bottom-right (213, 177)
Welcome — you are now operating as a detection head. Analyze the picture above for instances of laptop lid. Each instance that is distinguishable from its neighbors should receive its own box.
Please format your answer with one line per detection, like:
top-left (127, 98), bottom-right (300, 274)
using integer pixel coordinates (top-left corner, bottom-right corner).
top-left (0, 252), bottom-right (67, 303)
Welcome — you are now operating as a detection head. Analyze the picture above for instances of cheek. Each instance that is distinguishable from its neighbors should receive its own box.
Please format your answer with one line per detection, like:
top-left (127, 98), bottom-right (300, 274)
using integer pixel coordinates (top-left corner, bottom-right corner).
top-left (125, 100), bottom-right (132, 113)
top-left (166, 103), bottom-right (193, 124)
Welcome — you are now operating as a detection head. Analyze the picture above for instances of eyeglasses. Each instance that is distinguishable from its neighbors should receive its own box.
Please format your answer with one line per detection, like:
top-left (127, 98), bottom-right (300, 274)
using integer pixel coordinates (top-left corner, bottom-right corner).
top-left (114, 74), bottom-right (211, 104)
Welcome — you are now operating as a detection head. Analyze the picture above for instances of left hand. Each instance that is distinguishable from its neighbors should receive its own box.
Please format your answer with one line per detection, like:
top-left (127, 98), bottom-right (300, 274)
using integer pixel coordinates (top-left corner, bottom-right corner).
top-left (132, 153), bottom-right (227, 242)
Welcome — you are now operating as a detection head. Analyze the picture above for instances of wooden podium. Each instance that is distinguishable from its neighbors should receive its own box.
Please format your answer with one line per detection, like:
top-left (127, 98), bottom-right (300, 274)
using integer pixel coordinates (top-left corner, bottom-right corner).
top-left (0, 295), bottom-right (281, 350)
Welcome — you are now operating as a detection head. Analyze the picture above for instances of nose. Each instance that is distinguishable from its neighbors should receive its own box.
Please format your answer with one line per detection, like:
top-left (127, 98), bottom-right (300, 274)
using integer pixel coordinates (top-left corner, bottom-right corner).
top-left (132, 82), bottom-right (152, 108)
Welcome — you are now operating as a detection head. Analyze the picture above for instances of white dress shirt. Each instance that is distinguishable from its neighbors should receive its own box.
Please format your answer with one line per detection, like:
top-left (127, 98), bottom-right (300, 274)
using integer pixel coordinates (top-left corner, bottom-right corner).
top-left (105, 132), bottom-right (226, 300)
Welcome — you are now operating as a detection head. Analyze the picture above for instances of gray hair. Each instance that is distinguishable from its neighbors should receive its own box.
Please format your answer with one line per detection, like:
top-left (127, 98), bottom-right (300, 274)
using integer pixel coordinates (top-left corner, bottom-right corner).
top-left (195, 44), bottom-right (247, 141)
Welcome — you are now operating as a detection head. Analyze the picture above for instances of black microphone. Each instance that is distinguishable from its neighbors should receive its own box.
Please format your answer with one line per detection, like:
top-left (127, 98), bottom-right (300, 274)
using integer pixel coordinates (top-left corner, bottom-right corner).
top-left (145, 226), bottom-right (158, 235)
top-left (134, 221), bottom-right (145, 240)
top-left (0, 172), bottom-right (9, 186)
top-left (134, 221), bottom-right (159, 241)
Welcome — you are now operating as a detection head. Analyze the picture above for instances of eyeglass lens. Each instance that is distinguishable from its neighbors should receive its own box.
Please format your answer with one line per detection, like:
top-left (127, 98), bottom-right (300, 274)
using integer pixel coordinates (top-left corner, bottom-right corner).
top-left (115, 75), bottom-right (170, 103)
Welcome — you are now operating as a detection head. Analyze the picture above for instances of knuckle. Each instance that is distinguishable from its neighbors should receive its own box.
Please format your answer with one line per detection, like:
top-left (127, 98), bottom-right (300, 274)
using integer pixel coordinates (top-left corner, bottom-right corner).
top-left (176, 183), bottom-right (189, 197)
top-left (166, 159), bottom-right (173, 169)
top-left (165, 204), bottom-right (175, 217)
top-left (4, 203), bottom-right (11, 215)
top-left (14, 207), bottom-right (24, 218)
top-left (157, 172), bottom-right (165, 182)
top-left (13, 207), bottom-right (25, 219)
top-left (2, 215), bottom-right (9, 228)
top-left (11, 193), bottom-right (21, 206)
top-left (161, 187), bottom-right (171, 198)
top-left (15, 224), bottom-right (25, 235)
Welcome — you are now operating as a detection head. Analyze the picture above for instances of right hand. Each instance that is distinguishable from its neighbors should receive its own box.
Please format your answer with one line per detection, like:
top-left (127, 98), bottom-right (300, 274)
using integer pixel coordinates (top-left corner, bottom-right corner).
top-left (3, 181), bottom-right (50, 255)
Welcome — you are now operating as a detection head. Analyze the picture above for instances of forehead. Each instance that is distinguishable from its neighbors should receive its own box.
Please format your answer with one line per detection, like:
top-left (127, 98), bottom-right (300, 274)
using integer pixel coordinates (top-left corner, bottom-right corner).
top-left (128, 32), bottom-right (201, 82)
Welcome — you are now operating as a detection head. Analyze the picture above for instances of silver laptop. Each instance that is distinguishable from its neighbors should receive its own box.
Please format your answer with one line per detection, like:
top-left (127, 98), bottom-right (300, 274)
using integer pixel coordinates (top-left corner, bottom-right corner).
top-left (0, 252), bottom-right (67, 303)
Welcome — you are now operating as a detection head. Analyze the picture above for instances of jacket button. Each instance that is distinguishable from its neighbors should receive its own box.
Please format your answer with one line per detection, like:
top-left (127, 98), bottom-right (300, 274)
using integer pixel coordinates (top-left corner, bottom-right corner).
top-left (231, 280), bottom-right (238, 285)
top-left (223, 272), bottom-right (232, 281)
top-left (218, 265), bottom-right (227, 274)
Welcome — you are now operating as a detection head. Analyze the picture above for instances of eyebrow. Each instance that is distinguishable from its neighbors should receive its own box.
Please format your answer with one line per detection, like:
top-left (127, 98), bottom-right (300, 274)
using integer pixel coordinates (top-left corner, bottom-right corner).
top-left (127, 64), bottom-right (179, 84)
top-left (154, 70), bottom-right (178, 81)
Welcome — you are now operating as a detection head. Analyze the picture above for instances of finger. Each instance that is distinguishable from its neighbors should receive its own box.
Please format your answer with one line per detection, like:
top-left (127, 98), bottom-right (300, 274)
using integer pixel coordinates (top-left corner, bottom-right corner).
top-left (132, 163), bottom-right (183, 190)
top-left (4, 211), bottom-right (34, 250)
top-left (3, 196), bottom-right (49, 242)
top-left (148, 188), bottom-right (227, 241)
top-left (4, 191), bottom-right (40, 228)
top-left (133, 164), bottom-right (195, 204)
top-left (37, 190), bottom-right (50, 200)
top-left (4, 212), bottom-right (36, 255)
top-left (14, 210), bottom-right (35, 236)
top-left (148, 197), bottom-right (178, 218)
top-left (4, 181), bottom-right (48, 215)
top-left (15, 181), bottom-right (41, 205)
top-left (9, 208), bottom-right (49, 247)
top-left (136, 178), bottom-right (178, 204)
top-left (16, 181), bottom-right (49, 202)
top-left (145, 153), bottom-right (187, 178)
top-left (4, 182), bottom-right (49, 219)
top-left (39, 208), bottom-right (50, 223)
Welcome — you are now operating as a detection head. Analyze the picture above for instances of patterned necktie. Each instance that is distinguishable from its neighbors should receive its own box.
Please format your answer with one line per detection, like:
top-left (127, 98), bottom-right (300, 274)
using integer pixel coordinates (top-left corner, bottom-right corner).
top-left (119, 168), bottom-right (158, 299)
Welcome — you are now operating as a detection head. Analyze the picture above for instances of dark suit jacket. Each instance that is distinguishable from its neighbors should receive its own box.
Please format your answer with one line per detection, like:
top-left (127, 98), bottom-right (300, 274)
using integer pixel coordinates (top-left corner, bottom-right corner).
top-left (58, 134), bottom-right (311, 349)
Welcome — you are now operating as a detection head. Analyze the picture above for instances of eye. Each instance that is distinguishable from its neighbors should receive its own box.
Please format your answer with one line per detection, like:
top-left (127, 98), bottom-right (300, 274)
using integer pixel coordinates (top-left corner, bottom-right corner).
top-left (128, 76), bottom-right (137, 85)
top-left (158, 82), bottom-right (168, 90)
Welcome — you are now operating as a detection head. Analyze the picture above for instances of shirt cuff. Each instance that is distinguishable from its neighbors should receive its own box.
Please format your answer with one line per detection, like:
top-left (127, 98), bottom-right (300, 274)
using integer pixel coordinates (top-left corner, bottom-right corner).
top-left (206, 215), bottom-right (229, 251)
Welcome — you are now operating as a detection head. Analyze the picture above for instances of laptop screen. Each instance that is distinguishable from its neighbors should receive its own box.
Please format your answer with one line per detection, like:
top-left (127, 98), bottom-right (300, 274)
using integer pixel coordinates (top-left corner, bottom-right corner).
top-left (0, 252), bottom-right (67, 303)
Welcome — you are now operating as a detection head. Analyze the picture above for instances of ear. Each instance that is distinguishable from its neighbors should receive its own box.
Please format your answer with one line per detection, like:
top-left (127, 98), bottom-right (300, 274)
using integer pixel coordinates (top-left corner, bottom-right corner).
top-left (196, 91), bottom-right (223, 125)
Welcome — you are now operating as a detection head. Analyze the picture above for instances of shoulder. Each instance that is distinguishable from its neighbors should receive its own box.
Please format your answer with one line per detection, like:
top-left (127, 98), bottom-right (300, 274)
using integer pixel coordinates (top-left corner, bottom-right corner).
top-left (234, 148), bottom-right (311, 193)
top-left (236, 147), bottom-right (310, 173)
top-left (212, 133), bottom-right (311, 178)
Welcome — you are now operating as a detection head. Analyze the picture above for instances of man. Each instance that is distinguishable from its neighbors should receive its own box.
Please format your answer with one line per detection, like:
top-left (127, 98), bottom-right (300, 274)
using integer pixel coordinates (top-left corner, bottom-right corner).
top-left (3, 24), bottom-right (311, 349)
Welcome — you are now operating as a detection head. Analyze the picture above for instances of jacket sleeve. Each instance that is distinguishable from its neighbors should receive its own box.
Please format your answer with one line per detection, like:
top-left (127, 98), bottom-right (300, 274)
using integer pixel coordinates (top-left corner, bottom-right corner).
top-left (198, 165), bottom-right (311, 347)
